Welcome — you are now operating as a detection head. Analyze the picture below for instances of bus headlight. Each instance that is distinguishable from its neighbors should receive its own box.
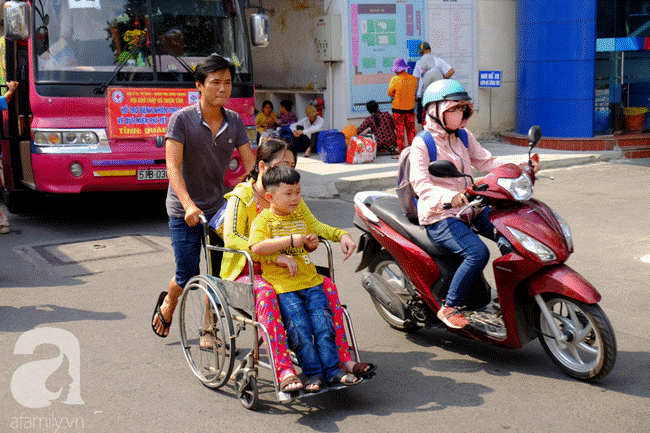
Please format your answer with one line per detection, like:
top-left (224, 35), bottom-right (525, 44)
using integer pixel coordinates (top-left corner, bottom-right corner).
top-left (34, 131), bottom-right (61, 145)
top-left (33, 129), bottom-right (100, 145)
top-left (32, 129), bottom-right (109, 154)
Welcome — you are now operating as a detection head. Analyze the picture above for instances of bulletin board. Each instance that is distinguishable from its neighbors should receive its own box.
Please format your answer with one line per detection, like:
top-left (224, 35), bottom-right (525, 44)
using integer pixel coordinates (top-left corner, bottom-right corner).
top-left (347, 0), bottom-right (478, 117)
top-left (424, 0), bottom-right (478, 110)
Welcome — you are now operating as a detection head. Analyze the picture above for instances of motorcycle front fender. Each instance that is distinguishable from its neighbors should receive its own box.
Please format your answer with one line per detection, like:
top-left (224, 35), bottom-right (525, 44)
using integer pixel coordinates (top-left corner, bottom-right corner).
top-left (526, 264), bottom-right (601, 304)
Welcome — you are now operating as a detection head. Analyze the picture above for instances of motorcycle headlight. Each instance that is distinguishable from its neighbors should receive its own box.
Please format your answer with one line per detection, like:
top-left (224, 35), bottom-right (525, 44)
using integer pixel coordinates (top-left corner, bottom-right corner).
top-left (507, 226), bottom-right (556, 263)
top-left (497, 173), bottom-right (533, 201)
top-left (552, 210), bottom-right (573, 252)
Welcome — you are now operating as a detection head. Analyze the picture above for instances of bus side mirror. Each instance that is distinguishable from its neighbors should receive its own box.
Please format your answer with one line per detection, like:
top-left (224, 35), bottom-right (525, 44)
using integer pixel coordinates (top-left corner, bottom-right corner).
top-left (4, 1), bottom-right (30, 40)
top-left (250, 12), bottom-right (269, 47)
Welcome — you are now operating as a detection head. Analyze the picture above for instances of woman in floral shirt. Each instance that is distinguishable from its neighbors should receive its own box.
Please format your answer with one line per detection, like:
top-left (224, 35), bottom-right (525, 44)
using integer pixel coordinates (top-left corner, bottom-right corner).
top-left (356, 100), bottom-right (398, 156)
top-left (278, 99), bottom-right (298, 126)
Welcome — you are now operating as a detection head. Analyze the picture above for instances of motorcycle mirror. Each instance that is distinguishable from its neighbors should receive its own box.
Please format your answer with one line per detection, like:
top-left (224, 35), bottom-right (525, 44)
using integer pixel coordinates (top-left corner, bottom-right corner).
top-left (527, 125), bottom-right (542, 149)
top-left (429, 160), bottom-right (465, 178)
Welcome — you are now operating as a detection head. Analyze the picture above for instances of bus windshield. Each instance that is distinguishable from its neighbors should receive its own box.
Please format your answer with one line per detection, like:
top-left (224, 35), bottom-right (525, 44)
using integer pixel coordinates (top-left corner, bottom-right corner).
top-left (34, 0), bottom-right (251, 85)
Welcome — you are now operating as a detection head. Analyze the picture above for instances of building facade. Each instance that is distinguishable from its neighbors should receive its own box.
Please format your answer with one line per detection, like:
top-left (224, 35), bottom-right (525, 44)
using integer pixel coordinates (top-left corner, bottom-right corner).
top-left (250, 1), bottom-right (650, 140)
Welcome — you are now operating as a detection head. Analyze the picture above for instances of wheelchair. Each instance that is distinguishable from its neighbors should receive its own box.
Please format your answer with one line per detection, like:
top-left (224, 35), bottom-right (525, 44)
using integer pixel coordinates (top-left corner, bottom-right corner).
top-left (177, 215), bottom-right (372, 410)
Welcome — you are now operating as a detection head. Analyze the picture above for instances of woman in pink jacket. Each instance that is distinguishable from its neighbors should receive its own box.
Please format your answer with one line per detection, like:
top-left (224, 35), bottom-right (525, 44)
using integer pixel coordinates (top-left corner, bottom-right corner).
top-left (409, 80), bottom-right (539, 329)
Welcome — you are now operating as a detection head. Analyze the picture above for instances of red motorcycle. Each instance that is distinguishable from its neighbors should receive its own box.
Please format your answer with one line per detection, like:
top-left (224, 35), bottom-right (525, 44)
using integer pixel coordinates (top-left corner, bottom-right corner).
top-left (353, 126), bottom-right (616, 382)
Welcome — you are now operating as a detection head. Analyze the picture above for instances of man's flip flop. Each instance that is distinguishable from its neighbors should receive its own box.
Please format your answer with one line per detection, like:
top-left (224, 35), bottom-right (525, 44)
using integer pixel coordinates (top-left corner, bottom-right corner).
top-left (352, 362), bottom-right (378, 379)
top-left (151, 291), bottom-right (172, 338)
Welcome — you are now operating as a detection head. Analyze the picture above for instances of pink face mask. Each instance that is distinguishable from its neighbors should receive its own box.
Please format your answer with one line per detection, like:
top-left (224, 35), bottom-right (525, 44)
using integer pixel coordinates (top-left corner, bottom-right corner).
top-left (443, 109), bottom-right (464, 130)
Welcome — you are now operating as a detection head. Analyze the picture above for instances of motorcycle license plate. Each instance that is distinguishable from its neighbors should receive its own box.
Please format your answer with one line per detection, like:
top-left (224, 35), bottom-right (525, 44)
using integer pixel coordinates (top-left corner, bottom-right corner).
top-left (137, 168), bottom-right (167, 181)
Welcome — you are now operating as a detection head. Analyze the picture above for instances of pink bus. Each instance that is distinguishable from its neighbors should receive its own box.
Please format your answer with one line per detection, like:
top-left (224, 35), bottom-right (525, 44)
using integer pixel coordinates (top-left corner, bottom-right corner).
top-left (0, 0), bottom-right (268, 212)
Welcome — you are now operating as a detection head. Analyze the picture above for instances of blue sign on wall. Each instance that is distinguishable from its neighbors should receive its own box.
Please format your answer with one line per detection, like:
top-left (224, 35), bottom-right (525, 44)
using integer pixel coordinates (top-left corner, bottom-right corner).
top-left (479, 70), bottom-right (501, 87)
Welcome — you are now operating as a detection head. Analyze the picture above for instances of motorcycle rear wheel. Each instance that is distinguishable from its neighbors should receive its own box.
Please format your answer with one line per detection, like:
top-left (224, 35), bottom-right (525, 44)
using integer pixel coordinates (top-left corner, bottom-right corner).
top-left (368, 251), bottom-right (421, 333)
top-left (537, 295), bottom-right (616, 382)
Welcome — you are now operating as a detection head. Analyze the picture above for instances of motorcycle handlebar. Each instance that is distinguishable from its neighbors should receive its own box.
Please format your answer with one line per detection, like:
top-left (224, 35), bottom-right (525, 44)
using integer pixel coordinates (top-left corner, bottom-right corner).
top-left (443, 191), bottom-right (477, 210)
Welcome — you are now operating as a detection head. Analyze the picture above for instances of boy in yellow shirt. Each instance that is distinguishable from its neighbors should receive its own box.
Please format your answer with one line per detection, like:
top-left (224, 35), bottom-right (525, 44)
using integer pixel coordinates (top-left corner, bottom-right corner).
top-left (249, 165), bottom-right (362, 392)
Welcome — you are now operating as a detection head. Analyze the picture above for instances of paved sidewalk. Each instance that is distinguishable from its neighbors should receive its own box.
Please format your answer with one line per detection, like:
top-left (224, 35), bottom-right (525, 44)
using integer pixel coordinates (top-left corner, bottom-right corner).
top-left (296, 139), bottom-right (625, 199)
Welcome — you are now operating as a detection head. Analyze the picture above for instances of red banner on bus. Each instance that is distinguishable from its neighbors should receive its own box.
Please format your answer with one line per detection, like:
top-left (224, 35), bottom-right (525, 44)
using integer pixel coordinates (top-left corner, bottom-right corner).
top-left (106, 87), bottom-right (199, 138)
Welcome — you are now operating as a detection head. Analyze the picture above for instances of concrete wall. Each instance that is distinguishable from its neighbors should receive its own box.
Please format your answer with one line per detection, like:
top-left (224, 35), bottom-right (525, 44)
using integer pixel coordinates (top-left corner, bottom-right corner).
top-left (249, 0), bottom-right (518, 140)
top-left (474, 0), bottom-right (517, 138)
top-left (248, 0), bottom-right (326, 90)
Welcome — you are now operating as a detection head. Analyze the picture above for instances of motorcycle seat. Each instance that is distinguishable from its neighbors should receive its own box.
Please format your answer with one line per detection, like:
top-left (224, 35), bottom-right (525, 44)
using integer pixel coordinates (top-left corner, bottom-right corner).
top-left (370, 196), bottom-right (454, 258)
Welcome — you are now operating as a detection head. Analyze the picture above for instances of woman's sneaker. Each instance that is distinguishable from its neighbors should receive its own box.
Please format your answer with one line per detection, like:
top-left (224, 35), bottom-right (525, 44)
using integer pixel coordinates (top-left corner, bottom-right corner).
top-left (437, 305), bottom-right (470, 329)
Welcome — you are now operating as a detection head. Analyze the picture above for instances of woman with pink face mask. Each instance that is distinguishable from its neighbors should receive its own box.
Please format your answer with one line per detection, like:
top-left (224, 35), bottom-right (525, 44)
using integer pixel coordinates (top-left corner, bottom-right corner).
top-left (409, 79), bottom-right (539, 330)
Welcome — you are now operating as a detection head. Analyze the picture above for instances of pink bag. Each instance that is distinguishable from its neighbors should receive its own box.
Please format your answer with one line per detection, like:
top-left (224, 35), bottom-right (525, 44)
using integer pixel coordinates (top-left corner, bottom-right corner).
top-left (346, 135), bottom-right (376, 164)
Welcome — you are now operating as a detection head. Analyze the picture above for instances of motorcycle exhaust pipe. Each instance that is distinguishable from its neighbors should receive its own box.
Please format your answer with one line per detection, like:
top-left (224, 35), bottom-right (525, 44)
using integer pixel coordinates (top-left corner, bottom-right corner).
top-left (362, 272), bottom-right (406, 320)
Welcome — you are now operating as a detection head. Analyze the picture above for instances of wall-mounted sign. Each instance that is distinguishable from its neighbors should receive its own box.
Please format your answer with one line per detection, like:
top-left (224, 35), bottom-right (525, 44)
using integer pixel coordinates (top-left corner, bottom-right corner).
top-left (479, 70), bottom-right (501, 88)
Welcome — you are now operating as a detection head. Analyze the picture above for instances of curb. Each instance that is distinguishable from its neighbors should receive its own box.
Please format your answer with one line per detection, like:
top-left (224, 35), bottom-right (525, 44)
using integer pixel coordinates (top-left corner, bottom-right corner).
top-left (326, 151), bottom-right (624, 198)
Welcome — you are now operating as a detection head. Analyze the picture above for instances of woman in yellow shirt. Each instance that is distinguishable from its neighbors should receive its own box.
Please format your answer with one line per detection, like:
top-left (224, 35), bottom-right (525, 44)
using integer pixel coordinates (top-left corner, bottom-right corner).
top-left (255, 100), bottom-right (279, 135)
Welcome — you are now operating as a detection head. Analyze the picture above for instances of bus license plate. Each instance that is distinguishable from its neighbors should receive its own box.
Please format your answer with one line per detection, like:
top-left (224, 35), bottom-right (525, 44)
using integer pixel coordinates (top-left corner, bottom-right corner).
top-left (137, 168), bottom-right (167, 181)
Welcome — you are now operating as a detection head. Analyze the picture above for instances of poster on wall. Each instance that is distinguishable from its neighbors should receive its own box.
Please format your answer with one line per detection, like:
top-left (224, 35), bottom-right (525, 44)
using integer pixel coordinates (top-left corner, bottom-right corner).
top-left (348, 0), bottom-right (477, 117)
top-left (348, 1), bottom-right (426, 117)
top-left (425, 0), bottom-right (478, 110)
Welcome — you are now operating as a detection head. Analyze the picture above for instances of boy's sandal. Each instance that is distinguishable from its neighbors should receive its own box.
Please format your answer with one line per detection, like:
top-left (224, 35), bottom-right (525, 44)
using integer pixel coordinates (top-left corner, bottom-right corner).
top-left (328, 371), bottom-right (362, 387)
top-left (351, 362), bottom-right (378, 379)
top-left (279, 374), bottom-right (303, 392)
top-left (305, 375), bottom-right (324, 393)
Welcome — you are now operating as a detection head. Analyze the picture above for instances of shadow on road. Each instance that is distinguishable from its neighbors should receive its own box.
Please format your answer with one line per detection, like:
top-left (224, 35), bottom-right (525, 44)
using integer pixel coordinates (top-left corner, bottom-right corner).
top-left (0, 304), bottom-right (126, 333)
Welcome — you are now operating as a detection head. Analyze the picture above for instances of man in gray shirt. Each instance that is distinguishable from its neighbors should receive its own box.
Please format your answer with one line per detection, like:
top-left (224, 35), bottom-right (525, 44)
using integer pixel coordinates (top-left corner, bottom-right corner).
top-left (152, 54), bottom-right (255, 338)
top-left (414, 42), bottom-right (454, 124)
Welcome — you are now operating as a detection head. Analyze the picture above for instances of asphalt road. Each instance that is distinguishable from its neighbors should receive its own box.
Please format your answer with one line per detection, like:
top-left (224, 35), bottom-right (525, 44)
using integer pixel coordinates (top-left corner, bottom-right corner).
top-left (1, 160), bottom-right (649, 433)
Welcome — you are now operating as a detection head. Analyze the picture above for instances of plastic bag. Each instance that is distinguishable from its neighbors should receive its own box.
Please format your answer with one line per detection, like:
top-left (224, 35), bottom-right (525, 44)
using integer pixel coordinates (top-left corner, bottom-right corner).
top-left (346, 135), bottom-right (376, 164)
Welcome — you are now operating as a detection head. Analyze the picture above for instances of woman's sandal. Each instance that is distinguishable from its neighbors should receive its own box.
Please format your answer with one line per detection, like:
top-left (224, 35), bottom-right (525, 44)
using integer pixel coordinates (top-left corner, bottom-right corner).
top-left (351, 362), bottom-right (378, 379)
top-left (328, 371), bottom-right (362, 387)
top-left (305, 375), bottom-right (324, 393)
top-left (279, 374), bottom-right (303, 392)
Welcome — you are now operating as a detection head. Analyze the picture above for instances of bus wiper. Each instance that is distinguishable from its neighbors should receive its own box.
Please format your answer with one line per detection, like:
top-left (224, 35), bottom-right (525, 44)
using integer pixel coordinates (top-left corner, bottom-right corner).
top-left (94, 44), bottom-right (143, 94)
top-left (156, 41), bottom-right (194, 76)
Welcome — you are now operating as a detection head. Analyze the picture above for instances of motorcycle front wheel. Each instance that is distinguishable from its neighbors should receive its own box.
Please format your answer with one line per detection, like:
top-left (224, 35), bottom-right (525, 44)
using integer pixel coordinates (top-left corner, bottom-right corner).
top-left (368, 250), bottom-right (421, 333)
top-left (537, 296), bottom-right (616, 382)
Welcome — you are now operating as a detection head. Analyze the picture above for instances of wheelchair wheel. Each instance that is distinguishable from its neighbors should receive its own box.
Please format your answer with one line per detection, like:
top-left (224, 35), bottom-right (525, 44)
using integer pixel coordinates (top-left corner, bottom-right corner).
top-left (179, 275), bottom-right (236, 389)
top-left (234, 370), bottom-right (259, 410)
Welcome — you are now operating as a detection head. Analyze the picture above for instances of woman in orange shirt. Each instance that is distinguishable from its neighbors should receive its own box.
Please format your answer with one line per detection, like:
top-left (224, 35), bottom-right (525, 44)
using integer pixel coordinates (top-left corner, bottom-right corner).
top-left (387, 58), bottom-right (417, 152)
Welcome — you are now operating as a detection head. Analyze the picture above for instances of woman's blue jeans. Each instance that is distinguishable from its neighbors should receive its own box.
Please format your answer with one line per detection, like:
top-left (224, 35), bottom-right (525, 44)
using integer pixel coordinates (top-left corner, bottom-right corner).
top-left (277, 284), bottom-right (339, 382)
top-left (424, 208), bottom-right (494, 308)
